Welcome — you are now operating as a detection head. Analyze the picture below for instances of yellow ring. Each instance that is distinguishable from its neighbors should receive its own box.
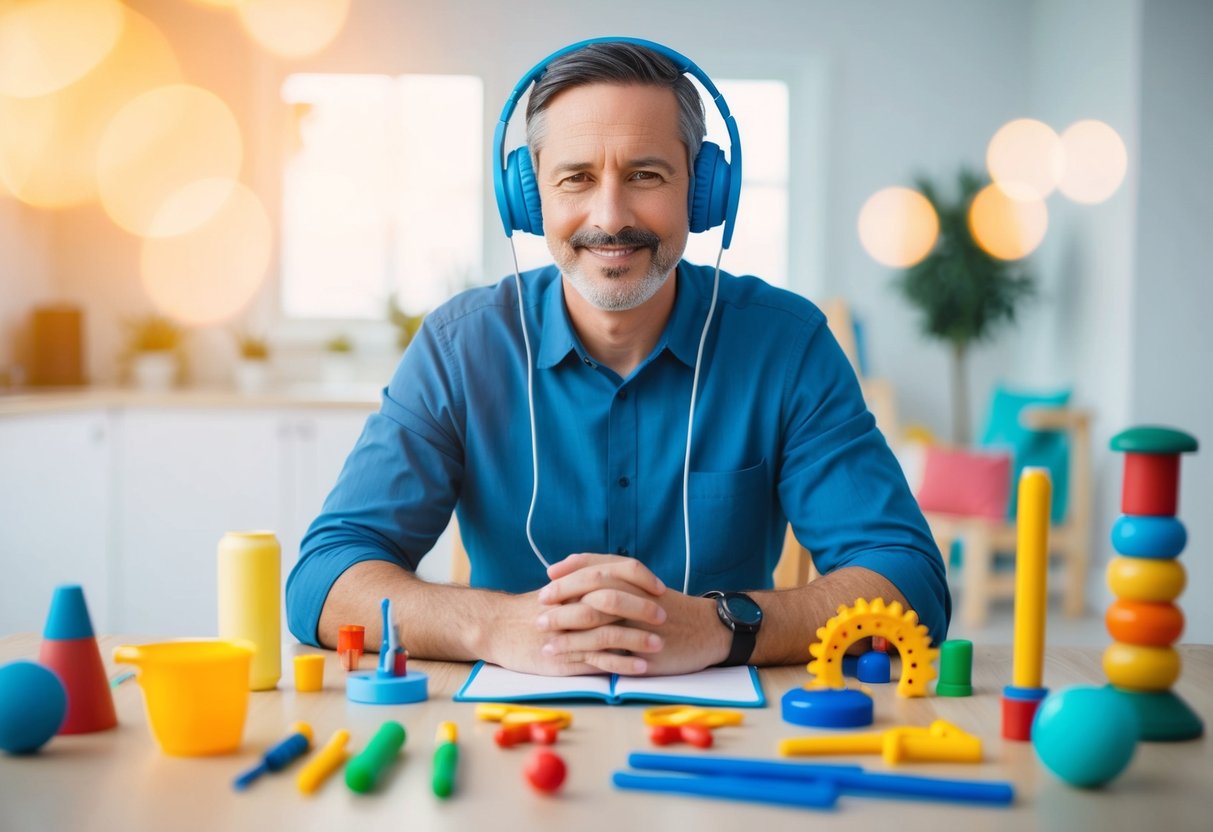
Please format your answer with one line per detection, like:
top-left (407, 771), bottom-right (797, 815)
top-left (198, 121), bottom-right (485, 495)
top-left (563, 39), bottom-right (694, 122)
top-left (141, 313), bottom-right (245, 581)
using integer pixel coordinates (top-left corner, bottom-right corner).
top-left (1106, 557), bottom-right (1186, 602)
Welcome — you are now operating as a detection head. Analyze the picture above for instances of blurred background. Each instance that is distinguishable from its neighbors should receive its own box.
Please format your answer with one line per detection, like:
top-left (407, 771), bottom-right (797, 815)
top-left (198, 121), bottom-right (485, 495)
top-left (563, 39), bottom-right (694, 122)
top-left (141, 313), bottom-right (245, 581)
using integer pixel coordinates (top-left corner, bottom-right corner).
top-left (1, 0), bottom-right (1209, 644)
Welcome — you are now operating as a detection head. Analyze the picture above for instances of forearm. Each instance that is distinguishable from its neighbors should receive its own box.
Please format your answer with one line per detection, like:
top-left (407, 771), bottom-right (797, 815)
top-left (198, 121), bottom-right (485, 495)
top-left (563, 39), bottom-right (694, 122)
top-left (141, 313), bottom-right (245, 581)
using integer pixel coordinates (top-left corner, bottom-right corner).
top-left (747, 566), bottom-right (908, 666)
top-left (317, 560), bottom-right (509, 661)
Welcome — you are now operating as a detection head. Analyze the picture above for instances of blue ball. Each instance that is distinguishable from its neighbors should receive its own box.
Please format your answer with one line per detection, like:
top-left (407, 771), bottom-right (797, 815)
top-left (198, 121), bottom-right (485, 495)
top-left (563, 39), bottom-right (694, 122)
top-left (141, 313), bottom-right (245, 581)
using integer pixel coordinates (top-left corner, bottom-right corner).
top-left (1032, 686), bottom-right (1138, 788)
top-left (0, 660), bottom-right (68, 755)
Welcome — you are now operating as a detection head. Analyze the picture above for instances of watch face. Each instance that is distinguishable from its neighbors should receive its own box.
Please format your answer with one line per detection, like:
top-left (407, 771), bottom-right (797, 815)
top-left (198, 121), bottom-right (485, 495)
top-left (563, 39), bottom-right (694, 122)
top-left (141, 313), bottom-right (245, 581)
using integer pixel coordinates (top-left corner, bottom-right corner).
top-left (724, 593), bottom-right (763, 626)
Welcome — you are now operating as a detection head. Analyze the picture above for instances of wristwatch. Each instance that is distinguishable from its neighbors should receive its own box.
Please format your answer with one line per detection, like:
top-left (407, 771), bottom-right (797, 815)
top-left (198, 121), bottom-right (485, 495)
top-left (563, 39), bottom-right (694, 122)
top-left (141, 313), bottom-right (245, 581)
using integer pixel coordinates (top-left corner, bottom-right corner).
top-left (703, 591), bottom-right (763, 667)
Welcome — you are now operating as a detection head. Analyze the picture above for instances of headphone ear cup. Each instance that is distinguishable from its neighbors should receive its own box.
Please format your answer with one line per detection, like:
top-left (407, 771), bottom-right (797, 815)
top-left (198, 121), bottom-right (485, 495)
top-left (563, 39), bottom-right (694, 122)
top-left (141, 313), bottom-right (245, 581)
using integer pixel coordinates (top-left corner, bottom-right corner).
top-left (504, 148), bottom-right (544, 235)
top-left (688, 141), bottom-right (730, 234)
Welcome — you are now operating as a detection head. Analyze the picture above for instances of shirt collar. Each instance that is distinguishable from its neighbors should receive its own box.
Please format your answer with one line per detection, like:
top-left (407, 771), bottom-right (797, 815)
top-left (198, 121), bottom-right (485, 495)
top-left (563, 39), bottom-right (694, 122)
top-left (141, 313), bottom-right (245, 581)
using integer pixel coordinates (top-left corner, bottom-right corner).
top-left (535, 262), bottom-right (710, 371)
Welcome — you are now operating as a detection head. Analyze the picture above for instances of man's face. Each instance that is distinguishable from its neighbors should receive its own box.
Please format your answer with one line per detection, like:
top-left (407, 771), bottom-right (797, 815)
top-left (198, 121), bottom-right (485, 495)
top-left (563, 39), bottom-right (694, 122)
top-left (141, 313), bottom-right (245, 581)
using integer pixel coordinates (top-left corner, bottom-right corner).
top-left (535, 83), bottom-right (691, 312)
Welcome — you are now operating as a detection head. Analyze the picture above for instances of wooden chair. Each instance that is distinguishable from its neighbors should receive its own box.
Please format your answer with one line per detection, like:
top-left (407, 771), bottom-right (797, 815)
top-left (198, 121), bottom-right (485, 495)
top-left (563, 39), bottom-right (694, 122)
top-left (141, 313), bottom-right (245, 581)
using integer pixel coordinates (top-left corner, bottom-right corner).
top-left (922, 406), bottom-right (1093, 628)
top-left (449, 520), bottom-right (816, 588)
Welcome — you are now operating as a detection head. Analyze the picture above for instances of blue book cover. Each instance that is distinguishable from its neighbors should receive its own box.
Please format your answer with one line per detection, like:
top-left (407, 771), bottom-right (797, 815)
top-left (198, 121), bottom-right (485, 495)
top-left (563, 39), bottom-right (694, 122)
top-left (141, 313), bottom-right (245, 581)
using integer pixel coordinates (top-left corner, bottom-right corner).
top-left (453, 661), bottom-right (766, 707)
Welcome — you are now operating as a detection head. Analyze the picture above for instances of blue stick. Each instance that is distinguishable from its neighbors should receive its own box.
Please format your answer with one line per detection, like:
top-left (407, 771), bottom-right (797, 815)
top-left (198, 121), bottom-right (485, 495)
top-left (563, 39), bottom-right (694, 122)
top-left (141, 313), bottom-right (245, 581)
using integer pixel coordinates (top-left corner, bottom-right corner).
top-left (626, 753), bottom-right (1015, 806)
top-left (612, 771), bottom-right (838, 810)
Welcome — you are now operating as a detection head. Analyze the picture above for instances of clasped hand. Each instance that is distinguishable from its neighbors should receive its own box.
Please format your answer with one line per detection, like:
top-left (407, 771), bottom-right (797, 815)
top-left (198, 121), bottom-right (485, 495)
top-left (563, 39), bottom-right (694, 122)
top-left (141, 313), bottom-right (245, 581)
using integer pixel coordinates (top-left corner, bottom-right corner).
top-left (531, 553), bottom-right (725, 676)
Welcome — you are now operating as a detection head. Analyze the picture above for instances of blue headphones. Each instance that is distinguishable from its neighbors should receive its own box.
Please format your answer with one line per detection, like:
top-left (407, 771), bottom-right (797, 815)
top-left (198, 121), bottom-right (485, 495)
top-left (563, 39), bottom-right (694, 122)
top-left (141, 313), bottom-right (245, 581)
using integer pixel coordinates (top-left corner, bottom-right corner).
top-left (492, 37), bottom-right (743, 249)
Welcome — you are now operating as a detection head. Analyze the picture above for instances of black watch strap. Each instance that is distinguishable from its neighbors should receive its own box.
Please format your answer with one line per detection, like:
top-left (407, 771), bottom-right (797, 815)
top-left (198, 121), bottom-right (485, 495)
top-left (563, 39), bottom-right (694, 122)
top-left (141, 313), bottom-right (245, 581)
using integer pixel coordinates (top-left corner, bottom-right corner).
top-left (704, 591), bottom-right (762, 667)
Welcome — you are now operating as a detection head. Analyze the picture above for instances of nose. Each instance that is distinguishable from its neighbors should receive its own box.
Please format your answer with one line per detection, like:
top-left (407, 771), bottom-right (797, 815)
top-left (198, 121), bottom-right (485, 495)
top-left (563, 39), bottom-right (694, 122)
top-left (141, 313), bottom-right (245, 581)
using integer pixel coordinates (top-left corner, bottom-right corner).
top-left (586, 177), bottom-right (636, 237)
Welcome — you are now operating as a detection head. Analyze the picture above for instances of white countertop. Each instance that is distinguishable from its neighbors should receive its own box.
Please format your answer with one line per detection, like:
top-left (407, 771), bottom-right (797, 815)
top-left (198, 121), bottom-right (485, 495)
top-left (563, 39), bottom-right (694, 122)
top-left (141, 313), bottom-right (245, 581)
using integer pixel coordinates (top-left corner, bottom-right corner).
top-left (0, 384), bottom-right (383, 416)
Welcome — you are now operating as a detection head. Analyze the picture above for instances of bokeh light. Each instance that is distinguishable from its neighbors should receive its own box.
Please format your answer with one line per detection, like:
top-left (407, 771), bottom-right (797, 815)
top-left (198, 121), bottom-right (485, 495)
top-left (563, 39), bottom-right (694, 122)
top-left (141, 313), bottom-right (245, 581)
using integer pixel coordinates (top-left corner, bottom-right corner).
top-left (97, 85), bottom-right (243, 238)
top-left (237, 0), bottom-right (351, 59)
top-left (986, 118), bottom-right (1063, 201)
top-left (140, 181), bottom-right (273, 326)
top-left (0, 6), bottom-right (180, 208)
top-left (0, 0), bottom-right (125, 99)
top-left (968, 183), bottom-right (1049, 260)
top-left (1058, 119), bottom-right (1128, 204)
top-left (857, 187), bottom-right (940, 268)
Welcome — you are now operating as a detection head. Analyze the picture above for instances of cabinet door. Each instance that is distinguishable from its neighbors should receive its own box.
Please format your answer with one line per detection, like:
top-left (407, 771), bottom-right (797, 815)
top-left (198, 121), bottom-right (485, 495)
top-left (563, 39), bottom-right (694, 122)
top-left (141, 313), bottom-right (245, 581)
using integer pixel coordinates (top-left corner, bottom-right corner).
top-left (0, 411), bottom-right (112, 634)
top-left (113, 409), bottom-right (286, 636)
top-left (281, 409), bottom-right (372, 571)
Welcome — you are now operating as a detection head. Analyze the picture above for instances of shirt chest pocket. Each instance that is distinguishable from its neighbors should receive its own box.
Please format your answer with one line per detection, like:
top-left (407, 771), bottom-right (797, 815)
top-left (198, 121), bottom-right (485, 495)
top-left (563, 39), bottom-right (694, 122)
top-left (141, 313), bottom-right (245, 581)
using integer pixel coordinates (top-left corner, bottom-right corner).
top-left (686, 458), bottom-right (770, 579)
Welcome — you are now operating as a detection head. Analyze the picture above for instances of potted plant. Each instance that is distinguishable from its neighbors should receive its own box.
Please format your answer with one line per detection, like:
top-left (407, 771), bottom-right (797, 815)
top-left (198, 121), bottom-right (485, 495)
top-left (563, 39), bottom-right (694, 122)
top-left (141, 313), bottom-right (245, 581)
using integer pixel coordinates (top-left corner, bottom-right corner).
top-left (387, 295), bottom-right (426, 352)
top-left (322, 333), bottom-right (356, 386)
top-left (126, 315), bottom-right (183, 391)
top-left (232, 332), bottom-right (271, 395)
top-left (892, 168), bottom-right (1036, 445)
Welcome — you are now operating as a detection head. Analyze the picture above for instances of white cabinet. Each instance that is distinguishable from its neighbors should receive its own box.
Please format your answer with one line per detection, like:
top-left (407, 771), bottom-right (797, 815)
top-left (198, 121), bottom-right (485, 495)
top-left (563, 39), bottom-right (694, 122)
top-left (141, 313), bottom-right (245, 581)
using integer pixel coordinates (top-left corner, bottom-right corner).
top-left (112, 407), bottom-right (372, 636)
top-left (0, 400), bottom-right (375, 638)
top-left (112, 409), bottom-right (287, 635)
top-left (0, 410), bottom-right (112, 635)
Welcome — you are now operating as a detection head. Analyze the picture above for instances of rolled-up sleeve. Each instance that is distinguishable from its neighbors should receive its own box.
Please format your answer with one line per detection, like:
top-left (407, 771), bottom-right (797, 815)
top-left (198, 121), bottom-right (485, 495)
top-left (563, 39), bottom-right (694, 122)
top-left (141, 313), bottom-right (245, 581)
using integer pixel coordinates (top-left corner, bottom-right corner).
top-left (777, 321), bottom-right (951, 644)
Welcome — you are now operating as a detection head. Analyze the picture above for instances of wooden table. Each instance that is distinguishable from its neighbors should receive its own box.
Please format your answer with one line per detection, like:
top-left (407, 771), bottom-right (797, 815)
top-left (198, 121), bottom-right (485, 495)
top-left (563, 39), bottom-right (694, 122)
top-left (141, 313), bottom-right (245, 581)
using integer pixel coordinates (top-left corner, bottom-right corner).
top-left (1, 635), bottom-right (1209, 831)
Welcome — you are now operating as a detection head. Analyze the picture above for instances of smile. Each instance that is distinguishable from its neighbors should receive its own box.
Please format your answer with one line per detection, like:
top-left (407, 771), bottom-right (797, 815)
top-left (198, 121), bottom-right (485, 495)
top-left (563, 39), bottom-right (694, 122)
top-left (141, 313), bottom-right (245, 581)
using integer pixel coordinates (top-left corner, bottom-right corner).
top-left (584, 247), bottom-right (640, 259)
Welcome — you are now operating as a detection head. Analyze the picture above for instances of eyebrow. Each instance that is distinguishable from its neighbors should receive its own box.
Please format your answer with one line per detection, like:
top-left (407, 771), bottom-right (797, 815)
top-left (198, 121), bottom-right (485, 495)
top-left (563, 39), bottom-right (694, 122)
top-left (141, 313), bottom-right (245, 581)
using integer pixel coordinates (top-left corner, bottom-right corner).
top-left (549, 156), bottom-right (678, 177)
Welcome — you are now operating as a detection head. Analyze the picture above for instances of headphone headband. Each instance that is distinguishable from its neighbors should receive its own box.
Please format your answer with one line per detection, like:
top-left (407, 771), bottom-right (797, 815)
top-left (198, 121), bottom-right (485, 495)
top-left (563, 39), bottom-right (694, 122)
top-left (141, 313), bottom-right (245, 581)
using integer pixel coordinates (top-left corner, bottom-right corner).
top-left (492, 37), bottom-right (742, 248)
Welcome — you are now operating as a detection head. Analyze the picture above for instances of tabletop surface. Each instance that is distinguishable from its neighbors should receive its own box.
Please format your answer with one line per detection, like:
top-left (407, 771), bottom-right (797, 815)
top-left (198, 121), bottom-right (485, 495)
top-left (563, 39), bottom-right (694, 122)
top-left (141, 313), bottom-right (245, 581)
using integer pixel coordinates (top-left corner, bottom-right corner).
top-left (1, 634), bottom-right (1209, 832)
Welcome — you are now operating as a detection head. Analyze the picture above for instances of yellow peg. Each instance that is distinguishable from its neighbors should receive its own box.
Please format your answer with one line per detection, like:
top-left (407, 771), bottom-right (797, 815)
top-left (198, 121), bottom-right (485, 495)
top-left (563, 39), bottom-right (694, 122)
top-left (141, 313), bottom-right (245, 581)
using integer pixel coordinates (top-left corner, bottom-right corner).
top-left (473, 703), bottom-right (573, 729)
top-left (883, 721), bottom-right (983, 764)
top-left (1012, 468), bottom-right (1052, 690)
top-left (643, 705), bottom-right (745, 728)
top-left (779, 733), bottom-right (883, 757)
top-left (435, 721), bottom-right (458, 744)
top-left (780, 720), bottom-right (982, 765)
top-left (296, 729), bottom-right (351, 795)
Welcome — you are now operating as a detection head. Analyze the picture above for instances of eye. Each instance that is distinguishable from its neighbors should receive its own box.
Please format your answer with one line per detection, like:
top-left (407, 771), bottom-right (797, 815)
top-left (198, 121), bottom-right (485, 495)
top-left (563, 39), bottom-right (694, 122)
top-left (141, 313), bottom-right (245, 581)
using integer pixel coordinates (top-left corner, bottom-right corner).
top-left (630, 170), bottom-right (660, 181)
top-left (560, 172), bottom-right (590, 186)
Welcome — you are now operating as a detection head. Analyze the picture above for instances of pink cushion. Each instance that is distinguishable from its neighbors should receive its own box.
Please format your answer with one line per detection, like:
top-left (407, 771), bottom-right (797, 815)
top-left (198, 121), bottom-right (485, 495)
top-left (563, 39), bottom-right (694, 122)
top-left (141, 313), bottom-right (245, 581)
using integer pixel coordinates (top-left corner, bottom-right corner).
top-left (915, 446), bottom-right (1013, 520)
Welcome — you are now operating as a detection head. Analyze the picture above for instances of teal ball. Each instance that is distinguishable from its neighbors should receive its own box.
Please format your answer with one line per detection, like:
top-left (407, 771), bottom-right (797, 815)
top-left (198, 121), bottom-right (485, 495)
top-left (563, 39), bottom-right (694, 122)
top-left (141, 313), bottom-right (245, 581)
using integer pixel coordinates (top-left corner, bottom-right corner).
top-left (1032, 686), bottom-right (1138, 788)
top-left (0, 660), bottom-right (68, 754)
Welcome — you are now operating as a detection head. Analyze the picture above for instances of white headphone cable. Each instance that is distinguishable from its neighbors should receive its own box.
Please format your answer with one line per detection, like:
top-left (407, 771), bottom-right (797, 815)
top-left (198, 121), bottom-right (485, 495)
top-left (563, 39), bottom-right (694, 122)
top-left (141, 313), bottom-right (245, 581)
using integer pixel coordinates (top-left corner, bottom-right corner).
top-left (512, 240), bottom-right (552, 569)
top-left (680, 247), bottom-right (722, 594)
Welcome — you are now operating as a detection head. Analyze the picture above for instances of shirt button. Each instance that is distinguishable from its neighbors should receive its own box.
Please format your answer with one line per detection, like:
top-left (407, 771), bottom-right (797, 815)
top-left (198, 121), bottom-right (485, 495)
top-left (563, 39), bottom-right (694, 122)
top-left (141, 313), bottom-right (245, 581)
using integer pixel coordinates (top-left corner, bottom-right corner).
top-left (582, 357), bottom-right (594, 367)
top-left (618, 389), bottom-right (628, 400)
top-left (617, 546), bottom-right (629, 556)
top-left (618, 476), bottom-right (630, 488)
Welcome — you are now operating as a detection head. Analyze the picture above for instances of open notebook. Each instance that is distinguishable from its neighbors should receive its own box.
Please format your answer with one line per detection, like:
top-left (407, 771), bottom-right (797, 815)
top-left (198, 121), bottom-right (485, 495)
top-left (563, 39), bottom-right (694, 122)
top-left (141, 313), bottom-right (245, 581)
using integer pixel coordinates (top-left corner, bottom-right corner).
top-left (453, 661), bottom-right (766, 707)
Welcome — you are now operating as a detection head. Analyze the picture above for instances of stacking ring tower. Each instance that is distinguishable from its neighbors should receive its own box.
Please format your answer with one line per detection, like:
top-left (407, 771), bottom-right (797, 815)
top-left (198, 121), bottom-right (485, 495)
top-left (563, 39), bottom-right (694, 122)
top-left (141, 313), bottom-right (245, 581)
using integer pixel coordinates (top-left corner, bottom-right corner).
top-left (1105, 426), bottom-right (1202, 740)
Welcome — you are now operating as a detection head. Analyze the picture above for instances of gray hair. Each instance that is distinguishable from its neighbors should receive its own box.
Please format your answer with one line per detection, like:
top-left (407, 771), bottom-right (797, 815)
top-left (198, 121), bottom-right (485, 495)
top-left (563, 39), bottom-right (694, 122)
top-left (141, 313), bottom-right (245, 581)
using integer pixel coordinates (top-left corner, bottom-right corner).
top-left (524, 42), bottom-right (706, 171)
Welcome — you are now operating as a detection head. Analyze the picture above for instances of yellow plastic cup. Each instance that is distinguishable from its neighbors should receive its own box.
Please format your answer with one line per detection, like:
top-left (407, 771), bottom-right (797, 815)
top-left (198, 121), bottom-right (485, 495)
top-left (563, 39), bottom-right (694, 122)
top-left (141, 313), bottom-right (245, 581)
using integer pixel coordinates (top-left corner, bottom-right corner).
top-left (113, 639), bottom-right (255, 756)
top-left (293, 654), bottom-right (325, 692)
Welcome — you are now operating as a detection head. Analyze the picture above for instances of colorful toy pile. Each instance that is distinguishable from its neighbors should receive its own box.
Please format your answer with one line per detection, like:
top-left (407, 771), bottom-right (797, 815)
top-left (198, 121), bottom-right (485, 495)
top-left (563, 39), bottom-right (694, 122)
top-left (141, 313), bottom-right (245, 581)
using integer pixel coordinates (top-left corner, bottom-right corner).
top-left (1104, 426), bottom-right (1202, 741)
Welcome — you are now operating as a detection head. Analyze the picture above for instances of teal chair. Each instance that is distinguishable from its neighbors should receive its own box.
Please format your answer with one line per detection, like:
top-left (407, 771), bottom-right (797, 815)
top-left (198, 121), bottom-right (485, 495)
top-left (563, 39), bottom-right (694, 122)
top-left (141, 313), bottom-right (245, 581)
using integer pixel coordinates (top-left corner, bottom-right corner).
top-left (922, 388), bottom-right (1093, 628)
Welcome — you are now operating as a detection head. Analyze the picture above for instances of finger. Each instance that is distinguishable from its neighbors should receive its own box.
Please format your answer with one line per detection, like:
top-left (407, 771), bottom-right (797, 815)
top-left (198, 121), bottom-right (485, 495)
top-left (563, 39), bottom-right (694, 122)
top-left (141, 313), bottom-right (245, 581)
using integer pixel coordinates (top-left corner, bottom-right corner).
top-left (579, 588), bottom-right (668, 626)
top-left (539, 559), bottom-right (666, 604)
top-left (545, 553), bottom-right (605, 580)
top-left (542, 625), bottom-right (664, 657)
top-left (582, 651), bottom-right (649, 676)
top-left (536, 602), bottom-right (616, 632)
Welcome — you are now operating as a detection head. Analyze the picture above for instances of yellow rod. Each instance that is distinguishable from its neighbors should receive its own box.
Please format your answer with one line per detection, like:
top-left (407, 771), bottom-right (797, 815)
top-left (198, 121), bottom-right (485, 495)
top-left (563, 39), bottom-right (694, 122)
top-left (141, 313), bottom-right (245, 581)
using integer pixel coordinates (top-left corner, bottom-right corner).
top-left (1012, 467), bottom-right (1052, 689)
top-left (297, 729), bottom-right (350, 795)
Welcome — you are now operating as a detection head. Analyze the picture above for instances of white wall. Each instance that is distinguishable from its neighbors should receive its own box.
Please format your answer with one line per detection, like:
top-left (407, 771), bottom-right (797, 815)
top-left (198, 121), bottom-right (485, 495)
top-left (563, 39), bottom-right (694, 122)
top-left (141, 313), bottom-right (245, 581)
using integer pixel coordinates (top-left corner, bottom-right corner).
top-left (1131, 0), bottom-right (1213, 642)
top-left (1023, 0), bottom-right (1142, 616)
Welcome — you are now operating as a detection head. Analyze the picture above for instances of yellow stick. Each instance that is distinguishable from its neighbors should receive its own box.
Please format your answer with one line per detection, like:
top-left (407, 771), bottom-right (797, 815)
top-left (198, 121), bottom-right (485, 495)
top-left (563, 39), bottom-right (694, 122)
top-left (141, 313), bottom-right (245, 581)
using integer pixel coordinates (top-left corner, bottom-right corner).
top-left (297, 729), bottom-right (351, 795)
top-left (1012, 468), bottom-right (1052, 689)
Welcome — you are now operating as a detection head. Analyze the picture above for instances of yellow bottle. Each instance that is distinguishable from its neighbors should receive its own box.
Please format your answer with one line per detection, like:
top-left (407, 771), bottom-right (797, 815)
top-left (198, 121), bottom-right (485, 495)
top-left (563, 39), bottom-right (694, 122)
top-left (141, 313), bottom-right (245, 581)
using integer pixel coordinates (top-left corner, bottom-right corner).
top-left (218, 531), bottom-right (281, 690)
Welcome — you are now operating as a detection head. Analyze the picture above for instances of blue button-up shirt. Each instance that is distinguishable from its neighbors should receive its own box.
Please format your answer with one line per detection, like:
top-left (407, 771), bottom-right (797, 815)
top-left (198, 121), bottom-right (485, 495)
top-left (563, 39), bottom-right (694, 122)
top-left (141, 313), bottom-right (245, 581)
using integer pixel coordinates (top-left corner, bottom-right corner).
top-left (286, 262), bottom-right (950, 645)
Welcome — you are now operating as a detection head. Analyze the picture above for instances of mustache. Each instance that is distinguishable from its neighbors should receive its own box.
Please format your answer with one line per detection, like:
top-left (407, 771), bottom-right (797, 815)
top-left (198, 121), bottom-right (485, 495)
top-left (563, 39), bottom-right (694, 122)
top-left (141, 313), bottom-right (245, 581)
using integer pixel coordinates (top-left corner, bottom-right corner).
top-left (568, 228), bottom-right (661, 251)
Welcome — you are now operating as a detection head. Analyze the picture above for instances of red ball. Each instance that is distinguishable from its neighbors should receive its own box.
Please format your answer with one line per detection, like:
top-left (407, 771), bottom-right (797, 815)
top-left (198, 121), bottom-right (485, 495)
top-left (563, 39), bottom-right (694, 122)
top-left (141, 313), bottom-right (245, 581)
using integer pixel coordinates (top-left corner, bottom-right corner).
top-left (524, 748), bottom-right (567, 794)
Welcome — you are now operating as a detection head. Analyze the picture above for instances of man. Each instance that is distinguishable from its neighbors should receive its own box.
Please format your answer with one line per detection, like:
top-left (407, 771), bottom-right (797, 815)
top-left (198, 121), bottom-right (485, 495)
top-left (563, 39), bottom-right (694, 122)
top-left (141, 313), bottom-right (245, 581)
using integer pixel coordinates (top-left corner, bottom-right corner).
top-left (286, 40), bottom-right (949, 676)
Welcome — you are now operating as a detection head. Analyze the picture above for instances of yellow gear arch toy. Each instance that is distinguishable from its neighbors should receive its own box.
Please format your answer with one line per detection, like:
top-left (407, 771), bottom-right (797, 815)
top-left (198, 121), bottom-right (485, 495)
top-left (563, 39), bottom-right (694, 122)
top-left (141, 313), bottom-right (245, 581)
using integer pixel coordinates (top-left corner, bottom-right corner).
top-left (807, 598), bottom-right (939, 698)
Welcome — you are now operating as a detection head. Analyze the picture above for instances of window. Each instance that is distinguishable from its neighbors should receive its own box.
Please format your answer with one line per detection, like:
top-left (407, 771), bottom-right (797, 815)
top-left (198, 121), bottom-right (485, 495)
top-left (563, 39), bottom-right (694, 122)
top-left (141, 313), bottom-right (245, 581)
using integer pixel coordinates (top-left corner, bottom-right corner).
top-left (279, 74), bottom-right (483, 320)
top-left (509, 78), bottom-right (790, 286)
